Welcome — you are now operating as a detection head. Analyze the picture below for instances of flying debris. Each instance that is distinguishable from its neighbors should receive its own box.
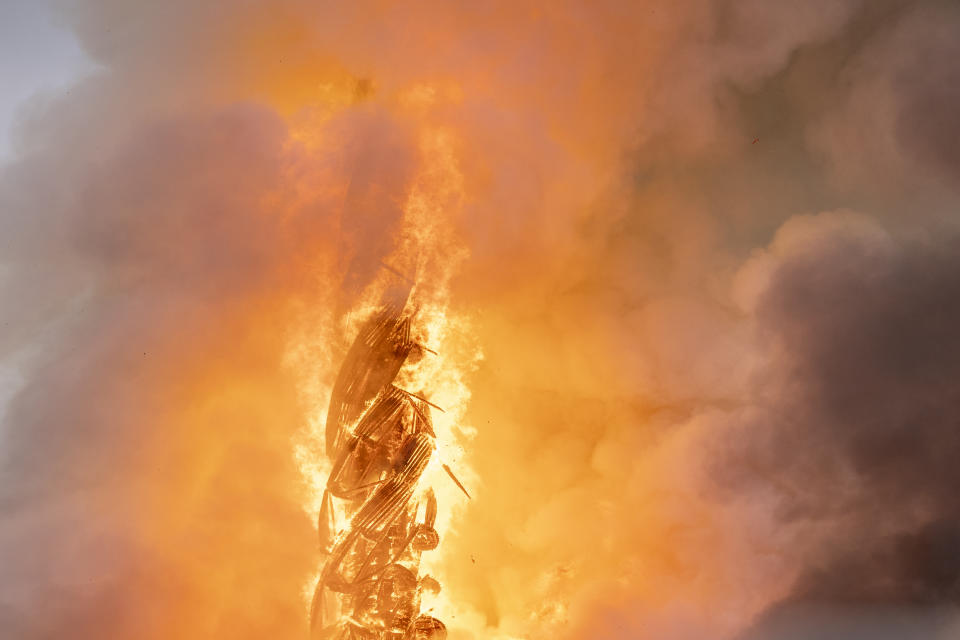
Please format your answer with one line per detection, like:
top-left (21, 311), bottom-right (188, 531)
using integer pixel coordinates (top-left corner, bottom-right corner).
top-left (441, 464), bottom-right (471, 501)
top-left (311, 285), bottom-right (449, 640)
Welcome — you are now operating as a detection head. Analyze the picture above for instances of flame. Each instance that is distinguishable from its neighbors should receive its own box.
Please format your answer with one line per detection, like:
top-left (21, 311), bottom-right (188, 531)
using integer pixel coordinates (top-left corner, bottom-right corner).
top-left (6, 3), bottom-right (901, 639)
top-left (284, 97), bottom-right (484, 637)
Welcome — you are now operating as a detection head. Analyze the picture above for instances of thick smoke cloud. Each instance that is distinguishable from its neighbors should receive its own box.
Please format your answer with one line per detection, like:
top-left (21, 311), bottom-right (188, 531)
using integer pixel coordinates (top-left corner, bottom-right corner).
top-left (724, 213), bottom-right (960, 599)
top-left (892, 5), bottom-right (960, 191)
top-left (0, 96), bottom-right (416, 638)
top-left (807, 1), bottom-right (960, 206)
top-left (1, 1), bottom-right (959, 639)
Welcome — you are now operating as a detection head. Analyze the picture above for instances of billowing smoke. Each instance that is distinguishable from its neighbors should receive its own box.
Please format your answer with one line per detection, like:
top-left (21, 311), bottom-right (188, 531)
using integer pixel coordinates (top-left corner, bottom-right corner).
top-left (720, 212), bottom-right (960, 639)
top-left (1, 1), bottom-right (958, 639)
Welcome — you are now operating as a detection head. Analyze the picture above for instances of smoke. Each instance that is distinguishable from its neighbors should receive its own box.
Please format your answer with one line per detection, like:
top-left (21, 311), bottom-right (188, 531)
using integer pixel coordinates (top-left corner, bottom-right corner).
top-left (719, 213), bottom-right (960, 627)
top-left (1, 1), bottom-right (959, 639)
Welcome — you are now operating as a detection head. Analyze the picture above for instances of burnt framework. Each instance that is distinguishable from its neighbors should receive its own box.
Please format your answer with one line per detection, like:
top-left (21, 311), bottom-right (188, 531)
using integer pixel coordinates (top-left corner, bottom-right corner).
top-left (310, 287), bottom-right (449, 640)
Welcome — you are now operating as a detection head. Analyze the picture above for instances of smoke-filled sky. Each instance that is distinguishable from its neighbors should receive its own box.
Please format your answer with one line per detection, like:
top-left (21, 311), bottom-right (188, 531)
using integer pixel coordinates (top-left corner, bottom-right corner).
top-left (0, 2), bottom-right (95, 162)
top-left (1, 1), bottom-right (959, 639)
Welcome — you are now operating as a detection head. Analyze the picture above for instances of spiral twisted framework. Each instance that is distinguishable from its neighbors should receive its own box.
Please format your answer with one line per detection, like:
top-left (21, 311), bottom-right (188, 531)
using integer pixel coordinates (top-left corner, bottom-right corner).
top-left (310, 285), bottom-right (449, 640)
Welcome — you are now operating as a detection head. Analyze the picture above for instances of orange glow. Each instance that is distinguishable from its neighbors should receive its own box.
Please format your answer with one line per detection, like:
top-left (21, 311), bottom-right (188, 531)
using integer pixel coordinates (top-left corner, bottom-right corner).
top-left (8, 3), bottom-right (820, 639)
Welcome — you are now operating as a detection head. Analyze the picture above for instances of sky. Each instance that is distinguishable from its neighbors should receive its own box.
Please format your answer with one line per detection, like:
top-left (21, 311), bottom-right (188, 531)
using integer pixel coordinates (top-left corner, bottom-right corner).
top-left (0, 1), bottom-right (95, 440)
top-left (0, 2), bottom-right (96, 160)
top-left (0, 1), bottom-right (959, 639)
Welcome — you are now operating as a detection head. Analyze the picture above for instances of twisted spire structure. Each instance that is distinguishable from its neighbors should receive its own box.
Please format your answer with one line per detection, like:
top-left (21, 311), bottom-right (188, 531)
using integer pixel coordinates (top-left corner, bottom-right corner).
top-left (310, 285), bottom-right (448, 640)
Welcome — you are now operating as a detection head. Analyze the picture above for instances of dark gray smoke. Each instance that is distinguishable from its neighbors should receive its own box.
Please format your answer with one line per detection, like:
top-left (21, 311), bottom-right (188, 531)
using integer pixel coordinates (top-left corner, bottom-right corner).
top-left (720, 215), bottom-right (960, 638)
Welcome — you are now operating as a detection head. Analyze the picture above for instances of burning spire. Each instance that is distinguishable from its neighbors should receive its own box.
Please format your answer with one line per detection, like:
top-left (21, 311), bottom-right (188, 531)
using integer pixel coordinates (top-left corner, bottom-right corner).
top-left (309, 282), bottom-right (451, 640)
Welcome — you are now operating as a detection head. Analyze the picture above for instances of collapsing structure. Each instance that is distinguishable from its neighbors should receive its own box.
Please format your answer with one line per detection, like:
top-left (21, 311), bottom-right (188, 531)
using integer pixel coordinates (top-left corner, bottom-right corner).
top-left (310, 286), bottom-right (449, 640)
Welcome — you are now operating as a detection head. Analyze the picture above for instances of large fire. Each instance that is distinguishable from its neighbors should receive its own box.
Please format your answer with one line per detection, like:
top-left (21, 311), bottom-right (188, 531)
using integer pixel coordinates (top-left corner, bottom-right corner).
top-left (10, 4), bottom-right (933, 640)
top-left (307, 281), bottom-right (452, 639)
top-left (289, 118), bottom-right (481, 639)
